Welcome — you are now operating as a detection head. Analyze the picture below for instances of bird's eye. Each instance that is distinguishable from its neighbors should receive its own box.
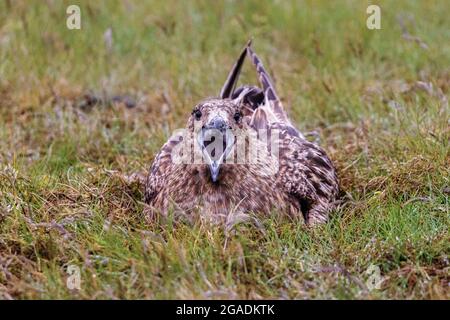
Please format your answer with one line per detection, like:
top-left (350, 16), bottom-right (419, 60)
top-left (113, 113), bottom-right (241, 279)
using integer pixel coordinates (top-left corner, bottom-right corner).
top-left (193, 110), bottom-right (202, 120)
top-left (233, 112), bottom-right (242, 122)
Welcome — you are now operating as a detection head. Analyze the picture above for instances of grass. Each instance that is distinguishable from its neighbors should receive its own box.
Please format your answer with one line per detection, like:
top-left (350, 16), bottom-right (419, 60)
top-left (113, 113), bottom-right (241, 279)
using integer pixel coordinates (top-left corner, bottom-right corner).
top-left (0, 0), bottom-right (448, 299)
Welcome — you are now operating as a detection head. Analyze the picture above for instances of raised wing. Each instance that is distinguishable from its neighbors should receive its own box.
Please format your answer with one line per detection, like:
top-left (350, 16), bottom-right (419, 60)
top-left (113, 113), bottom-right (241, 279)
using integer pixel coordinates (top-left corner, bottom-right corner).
top-left (219, 40), bottom-right (252, 99)
top-left (246, 44), bottom-right (291, 125)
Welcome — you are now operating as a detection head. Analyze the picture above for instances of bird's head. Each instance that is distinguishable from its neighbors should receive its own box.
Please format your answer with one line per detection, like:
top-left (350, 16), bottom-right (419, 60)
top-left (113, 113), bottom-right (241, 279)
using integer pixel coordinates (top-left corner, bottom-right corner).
top-left (188, 99), bottom-right (246, 183)
top-left (184, 40), bottom-right (262, 183)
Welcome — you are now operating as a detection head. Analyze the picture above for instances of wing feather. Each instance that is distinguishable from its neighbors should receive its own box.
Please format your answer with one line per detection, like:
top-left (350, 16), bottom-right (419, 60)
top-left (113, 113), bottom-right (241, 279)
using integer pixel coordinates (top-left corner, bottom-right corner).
top-left (246, 44), bottom-right (290, 125)
top-left (219, 40), bottom-right (252, 98)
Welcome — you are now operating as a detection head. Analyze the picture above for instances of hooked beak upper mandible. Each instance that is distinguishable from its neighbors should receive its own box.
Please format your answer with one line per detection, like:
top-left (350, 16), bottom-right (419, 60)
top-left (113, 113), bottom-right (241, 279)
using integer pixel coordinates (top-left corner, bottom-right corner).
top-left (197, 116), bottom-right (235, 183)
top-left (204, 116), bottom-right (227, 131)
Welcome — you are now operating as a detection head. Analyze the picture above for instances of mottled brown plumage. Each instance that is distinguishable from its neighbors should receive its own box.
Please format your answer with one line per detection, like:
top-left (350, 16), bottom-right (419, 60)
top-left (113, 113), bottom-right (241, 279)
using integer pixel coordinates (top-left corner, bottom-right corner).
top-left (144, 41), bottom-right (339, 224)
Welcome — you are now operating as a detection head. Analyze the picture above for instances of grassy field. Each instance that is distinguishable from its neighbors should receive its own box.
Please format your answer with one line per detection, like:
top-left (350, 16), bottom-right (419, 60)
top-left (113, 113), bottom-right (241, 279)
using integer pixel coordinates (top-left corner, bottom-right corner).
top-left (0, 0), bottom-right (449, 299)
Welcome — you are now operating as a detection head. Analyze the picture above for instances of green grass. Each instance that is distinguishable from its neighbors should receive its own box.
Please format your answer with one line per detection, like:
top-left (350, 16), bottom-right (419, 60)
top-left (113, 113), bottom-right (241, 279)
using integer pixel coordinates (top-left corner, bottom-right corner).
top-left (0, 0), bottom-right (448, 299)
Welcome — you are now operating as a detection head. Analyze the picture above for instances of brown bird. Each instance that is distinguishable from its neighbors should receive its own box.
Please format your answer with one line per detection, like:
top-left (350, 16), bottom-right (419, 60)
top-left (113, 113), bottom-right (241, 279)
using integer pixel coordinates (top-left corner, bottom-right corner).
top-left (144, 41), bottom-right (339, 225)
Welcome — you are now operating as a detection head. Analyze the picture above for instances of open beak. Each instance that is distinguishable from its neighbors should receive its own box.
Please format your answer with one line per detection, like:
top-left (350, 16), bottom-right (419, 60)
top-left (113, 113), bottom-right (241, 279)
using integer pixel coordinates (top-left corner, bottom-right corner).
top-left (197, 117), bottom-right (235, 183)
